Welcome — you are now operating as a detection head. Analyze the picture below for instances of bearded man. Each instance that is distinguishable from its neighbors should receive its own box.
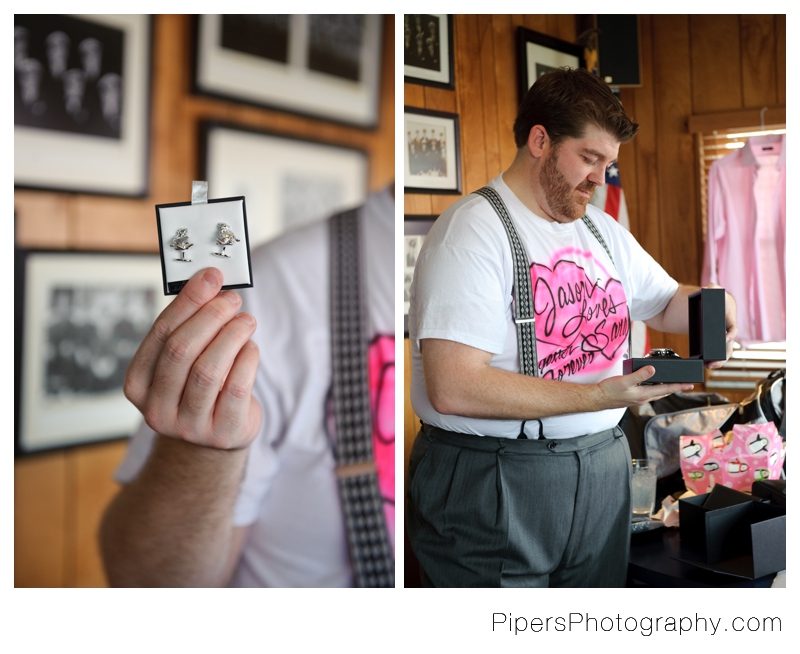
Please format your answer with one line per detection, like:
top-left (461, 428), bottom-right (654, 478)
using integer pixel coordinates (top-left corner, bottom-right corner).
top-left (405, 67), bottom-right (737, 588)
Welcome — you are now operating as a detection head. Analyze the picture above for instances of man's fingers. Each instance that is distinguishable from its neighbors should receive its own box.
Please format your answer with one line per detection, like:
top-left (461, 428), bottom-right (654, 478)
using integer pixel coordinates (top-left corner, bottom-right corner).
top-left (638, 382), bottom-right (694, 402)
top-left (145, 291), bottom-right (244, 428)
top-left (125, 268), bottom-right (224, 403)
top-left (632, 365), bottom-right (656, 385)
top-left (210, 339), bottom-right (262, 449)
top-left (176, 313), bottom-right (257, 440)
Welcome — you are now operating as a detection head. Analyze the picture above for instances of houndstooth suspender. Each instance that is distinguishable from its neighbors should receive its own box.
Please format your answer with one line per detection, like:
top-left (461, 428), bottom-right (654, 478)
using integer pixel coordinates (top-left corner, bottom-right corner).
top-left (473, 186), bottom-right (538, 377)
top-left (329, 208), bottom-right (394, 588)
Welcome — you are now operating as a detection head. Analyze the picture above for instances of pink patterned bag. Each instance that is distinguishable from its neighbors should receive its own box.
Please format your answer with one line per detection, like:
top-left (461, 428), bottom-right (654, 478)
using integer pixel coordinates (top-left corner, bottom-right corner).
top-left (679, 422), bottom-right (785, 495)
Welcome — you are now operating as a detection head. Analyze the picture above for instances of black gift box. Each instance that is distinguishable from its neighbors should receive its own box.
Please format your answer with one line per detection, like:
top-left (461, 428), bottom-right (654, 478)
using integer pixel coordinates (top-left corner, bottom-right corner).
top-left (623, 288), bottom-right (726, 383)
top-left (677, 485), bottom-right (786, 579)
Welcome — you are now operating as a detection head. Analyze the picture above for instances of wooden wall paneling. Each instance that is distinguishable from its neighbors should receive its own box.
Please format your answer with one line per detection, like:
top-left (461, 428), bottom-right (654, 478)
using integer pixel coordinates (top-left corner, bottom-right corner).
top-left (151, 14), bottom-right (195, 204)
top-left (68, 441), bottom-right (127, 587)
top-left (404, 83), bottom-right (425, 106)
top-left (775, 14), bottom-right (786, 105)
top-left (652, 16), bottom-right (699, 284)
top-left (689, 15), bottom-right (742, 114)
top-left (741, 15), bottom-right (778, 108)
top-left (630, 16), bottom-right (661, 266)
top-left (455, 15), bottom-right (488, 199)
top-left (15, 452), bottom-right (67, 587)
top-left (492, 15), bottom-right (520, 174)
top-left (403, 339), bottom-right (419, 479)
top-left (616, 90), bottom-right (639, 238)
top-left (422, 87), bottom-right (456, 113)
top-left (73, 197), bottom-right (158, 252)
top-left (478, 21), bottom-right (502, 183)
top-left (13, 192), bottom-right (71, 249)
top-left (651, 16), bottom-right (696, 355)
top-left (370, 14), bottom-right (395, 192)
top-left (405, 195), bottom-right (434, 215)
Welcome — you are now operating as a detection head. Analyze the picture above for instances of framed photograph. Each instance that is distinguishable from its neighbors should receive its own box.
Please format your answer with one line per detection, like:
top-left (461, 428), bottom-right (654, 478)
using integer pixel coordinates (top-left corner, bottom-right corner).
top-left (15, 250), bottom-right (170, 455)
top-left (404, 107), bottom-right (461, 195)
top-left (403, 14), bottom-right (454, 89)
top-left (193, 15), bottom-right (383, 128)
top-left (14, 14), bottom-right (152, 197)
top-left (517, 27), bottom-right (585, 104)
top-left (404, 215), bottom-right (438, 336)
top-left (200, 122), bottom-right (369, 249)
top-left (156, 196), bottom-right (253, 295)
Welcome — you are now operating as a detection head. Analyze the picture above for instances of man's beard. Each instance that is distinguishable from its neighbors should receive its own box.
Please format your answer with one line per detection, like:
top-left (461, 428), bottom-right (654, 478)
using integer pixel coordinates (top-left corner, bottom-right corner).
top-left (539, 149), bottom-right (595, 223)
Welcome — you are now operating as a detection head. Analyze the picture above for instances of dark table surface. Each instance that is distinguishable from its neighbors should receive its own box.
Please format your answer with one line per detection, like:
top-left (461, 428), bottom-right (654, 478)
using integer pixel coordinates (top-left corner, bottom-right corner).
top-left (627, 525), bottom-right (777, 588)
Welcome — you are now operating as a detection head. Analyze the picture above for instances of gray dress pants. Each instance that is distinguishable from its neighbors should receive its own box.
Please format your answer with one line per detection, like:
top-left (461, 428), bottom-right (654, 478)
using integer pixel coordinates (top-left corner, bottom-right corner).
top-left (406, 424), bottom-right (632, 587)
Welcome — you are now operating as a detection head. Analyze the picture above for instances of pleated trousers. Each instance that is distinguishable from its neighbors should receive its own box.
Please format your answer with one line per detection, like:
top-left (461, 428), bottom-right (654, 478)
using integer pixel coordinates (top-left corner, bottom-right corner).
top-left (406, 423), bottom-right (632, 587)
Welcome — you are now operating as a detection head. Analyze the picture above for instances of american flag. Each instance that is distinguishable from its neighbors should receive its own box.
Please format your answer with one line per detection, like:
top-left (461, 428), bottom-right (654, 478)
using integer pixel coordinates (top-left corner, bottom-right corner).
top-left (590, 163), bottom-right (650, 358)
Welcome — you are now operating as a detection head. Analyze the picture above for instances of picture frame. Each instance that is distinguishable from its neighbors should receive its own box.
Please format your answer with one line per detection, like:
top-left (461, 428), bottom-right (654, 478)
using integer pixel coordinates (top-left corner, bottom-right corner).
top-left (14, 14), bottom-right (152, 197)
top-left (200, 121), bottom-right (369, 250)
top-left (403, 215), bottom-right (438, 336)
top-left (156, 195), bottom-right (254, 296)
top-left (15, 249), bottom-right (170, 456)
top-left (516, 27), bottom-right (586, 104)
top-left (403, 14), bottom-right (454, 90)
top-left (403, 107), bottom-right (461, 195)
top-left (193, 15), bottom-right (383, 129)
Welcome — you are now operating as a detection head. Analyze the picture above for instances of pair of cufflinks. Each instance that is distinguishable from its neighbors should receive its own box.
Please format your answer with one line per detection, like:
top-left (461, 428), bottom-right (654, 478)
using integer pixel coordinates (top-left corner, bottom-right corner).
top-left (171, 223), bottom-right (240, 261)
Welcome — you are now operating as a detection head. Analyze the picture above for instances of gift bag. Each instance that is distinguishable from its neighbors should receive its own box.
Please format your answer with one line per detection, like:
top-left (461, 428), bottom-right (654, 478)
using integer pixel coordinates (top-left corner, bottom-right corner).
top-left (679, 422), bottom-right (786, 495)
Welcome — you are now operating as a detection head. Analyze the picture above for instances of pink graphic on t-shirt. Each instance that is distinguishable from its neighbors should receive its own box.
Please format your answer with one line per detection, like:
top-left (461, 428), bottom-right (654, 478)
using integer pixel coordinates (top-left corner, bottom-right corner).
top-left (531, 257), bottom-right (629, 380)
top-left (368, 334), bottom-right (395, 549)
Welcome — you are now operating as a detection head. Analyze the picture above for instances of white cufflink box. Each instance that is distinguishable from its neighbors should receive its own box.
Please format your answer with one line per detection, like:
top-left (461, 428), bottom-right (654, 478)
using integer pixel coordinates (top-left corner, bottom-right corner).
top-left (155, 196), bottom-right (254, 295)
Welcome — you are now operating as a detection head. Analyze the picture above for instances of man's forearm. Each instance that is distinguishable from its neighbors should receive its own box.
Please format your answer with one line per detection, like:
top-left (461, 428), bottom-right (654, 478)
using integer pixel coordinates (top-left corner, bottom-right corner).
top-left (100, 435), bottom-right (248, 587)
top-left (421, 338), bottom-right (694, 421)
top-left (645, 284), bottom-right (699, 334)
top-left (427, 361), bottom-right (607, 420)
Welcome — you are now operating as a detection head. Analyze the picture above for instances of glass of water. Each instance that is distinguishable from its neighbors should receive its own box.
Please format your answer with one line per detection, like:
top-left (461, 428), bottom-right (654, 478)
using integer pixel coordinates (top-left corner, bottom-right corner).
top-left (631, 459), bottom-right (657, 522)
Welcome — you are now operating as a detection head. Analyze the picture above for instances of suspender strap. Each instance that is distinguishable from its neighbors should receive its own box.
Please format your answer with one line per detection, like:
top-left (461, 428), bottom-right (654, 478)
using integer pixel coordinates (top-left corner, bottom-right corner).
top-left (473, 186), bottom-right (538, 377)
top-left (329, 209), bottom-right (394, 588)
top-left (581, 214), bottom-right (614, 266)
top-left (581, 214), bottom-right (633, 359)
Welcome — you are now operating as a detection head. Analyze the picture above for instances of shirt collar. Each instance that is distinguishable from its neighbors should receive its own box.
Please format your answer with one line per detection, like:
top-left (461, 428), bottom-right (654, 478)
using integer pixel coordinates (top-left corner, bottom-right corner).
top-left (741, 133), bottom-right (785, 169)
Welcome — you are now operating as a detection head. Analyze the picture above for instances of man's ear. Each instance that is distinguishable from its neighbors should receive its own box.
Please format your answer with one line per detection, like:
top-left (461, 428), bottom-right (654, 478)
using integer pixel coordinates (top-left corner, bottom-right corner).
top-left (527, 125), bottom-right (549, 158)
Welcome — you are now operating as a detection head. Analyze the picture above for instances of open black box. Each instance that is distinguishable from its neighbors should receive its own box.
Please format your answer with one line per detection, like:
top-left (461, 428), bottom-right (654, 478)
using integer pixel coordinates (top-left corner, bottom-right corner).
top-left (677, 485), bottom-right (786, 579)
top-left (623, 287), bottom-right (727, 383)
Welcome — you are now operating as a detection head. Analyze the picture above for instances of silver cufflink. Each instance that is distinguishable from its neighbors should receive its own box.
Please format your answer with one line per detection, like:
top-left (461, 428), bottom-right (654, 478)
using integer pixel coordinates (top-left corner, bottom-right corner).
top-left (170, 228), bottom-right (194, 261)
top-left (213, 222), bottom-right (240, 258)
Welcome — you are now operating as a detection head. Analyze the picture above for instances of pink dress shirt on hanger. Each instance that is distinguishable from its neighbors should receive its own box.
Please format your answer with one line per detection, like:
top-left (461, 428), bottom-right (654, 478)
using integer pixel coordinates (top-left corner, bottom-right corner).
top-left (702, 134), bottom-right (786, 345)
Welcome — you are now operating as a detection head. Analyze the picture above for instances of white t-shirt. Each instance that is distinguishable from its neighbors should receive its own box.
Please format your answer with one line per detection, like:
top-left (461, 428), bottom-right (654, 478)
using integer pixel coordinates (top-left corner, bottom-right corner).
top-left (115, 188), bottom-right (395, 587)
top-left (409, 174), bottom-right (678, 439)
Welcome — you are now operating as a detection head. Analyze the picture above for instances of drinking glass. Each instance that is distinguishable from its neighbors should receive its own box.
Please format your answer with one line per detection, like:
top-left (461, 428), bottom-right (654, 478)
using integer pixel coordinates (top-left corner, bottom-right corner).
top-left (631, 459), bottom-right (657, 522)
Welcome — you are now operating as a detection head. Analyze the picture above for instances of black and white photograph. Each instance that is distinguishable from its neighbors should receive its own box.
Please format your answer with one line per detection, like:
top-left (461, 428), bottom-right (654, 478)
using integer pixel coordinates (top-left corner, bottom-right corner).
top-left (194, 15), bottom-right (382, 128)
top-left (201, 122), bottom-right (368, 249)
top-left (404, 107), bottom-right (461, 194)
top-left (16, 251), bottom-right (169, 455)
top-left (220, 14), bottom-right (289, 63)
top-left (403, 14), bottom-right (453, 89)
top-left (14, 15), bottom-right (125, 139)
top-left (516, 26), bottom-right (585, 103)
top-left (403, 215), bottom-right (437, 335)
top-left (14, 14), bottom-right (151, 196)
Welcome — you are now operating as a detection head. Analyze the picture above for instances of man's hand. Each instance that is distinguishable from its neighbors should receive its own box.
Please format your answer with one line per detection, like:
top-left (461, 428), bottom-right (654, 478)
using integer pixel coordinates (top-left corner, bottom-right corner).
top-left (124, 267), bottom-right (262, 450)
top-left (703, 283), bottom-right (738, 369)
top-left (597, 365), bottom-right (696, 408)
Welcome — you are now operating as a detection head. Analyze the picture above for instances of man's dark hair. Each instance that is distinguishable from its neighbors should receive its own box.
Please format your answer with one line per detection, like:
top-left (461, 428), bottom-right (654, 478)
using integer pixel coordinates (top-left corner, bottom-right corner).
top-left (513, 67), bottom-right (639, 148)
